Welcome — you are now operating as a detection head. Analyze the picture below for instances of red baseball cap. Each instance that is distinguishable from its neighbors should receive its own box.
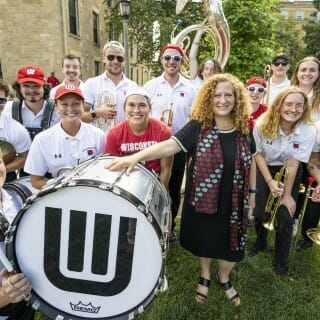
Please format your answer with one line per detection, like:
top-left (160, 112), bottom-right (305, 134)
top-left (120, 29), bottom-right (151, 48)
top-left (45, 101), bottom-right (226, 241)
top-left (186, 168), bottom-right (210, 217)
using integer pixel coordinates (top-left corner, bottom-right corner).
top-left (54, 84), bottom-right (84, 100)
top-left (17, 65), bottom-right (46, 85)
top-left (161, 44), bottom-right (185, 58)
top-left (246, 76), bottom-right (267, 88)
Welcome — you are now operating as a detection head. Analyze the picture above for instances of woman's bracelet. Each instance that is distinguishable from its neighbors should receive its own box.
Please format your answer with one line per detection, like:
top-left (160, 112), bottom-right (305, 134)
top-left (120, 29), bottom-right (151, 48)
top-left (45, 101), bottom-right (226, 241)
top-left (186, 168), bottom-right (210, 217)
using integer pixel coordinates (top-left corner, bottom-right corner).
top-left (249, 188), bottom-right (257, 194)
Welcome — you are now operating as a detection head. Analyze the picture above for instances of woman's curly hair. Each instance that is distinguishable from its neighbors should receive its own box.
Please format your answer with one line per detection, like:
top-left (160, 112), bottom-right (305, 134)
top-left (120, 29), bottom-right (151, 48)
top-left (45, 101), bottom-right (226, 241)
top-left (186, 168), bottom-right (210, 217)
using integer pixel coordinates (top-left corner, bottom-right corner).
top-left (290, 56), bottom-right (320, 115)
top-left (258, 86), bottom-right (314, 140)
top-left (190, 73), bottom-right (252, 135)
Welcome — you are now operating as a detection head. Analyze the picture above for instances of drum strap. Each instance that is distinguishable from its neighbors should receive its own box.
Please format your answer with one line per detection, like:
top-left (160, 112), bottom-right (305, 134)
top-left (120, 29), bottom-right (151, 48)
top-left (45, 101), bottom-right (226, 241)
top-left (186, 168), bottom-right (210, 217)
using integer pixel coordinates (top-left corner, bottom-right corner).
top-left (0, 212), bottom-right (9, 242)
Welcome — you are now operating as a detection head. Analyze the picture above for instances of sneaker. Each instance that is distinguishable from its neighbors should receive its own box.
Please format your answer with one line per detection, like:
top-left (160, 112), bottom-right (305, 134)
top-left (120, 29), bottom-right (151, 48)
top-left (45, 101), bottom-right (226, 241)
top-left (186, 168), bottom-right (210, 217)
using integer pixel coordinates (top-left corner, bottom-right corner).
top-left (274, 263), bottom-right (288, 276)
top-left (169, 231), bottom-right (178, 242)
top-left (292, 219), bottom-right (299, 237)
top-left (296, 240), bottom-right (313, 252)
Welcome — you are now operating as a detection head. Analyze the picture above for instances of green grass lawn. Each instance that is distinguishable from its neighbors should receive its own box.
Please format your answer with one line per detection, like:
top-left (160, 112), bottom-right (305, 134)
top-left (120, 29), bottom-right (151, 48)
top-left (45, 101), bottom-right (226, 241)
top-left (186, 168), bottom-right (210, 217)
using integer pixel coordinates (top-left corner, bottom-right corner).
top-left (35, 220), bottom-right (320, 320)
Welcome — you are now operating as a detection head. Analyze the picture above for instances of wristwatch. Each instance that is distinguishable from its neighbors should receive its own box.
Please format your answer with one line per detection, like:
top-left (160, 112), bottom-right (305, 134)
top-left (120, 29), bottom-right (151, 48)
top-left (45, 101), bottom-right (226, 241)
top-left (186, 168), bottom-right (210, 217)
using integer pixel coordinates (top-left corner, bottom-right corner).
top-left (91, 111), bottom-right (97, 119)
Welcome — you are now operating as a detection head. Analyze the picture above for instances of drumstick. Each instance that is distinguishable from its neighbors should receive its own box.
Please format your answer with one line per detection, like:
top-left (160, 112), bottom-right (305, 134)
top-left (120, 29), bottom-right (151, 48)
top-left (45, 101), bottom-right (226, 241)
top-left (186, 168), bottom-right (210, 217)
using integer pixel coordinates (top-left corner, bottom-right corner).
top-left (0, 246), bottom-right (14, 273)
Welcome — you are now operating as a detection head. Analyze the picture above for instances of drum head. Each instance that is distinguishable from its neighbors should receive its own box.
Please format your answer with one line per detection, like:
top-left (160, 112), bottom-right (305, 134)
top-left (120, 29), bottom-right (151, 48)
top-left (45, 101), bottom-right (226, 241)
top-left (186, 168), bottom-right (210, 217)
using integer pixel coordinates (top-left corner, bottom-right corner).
top-left (7, 185), bottom-right (164, 319)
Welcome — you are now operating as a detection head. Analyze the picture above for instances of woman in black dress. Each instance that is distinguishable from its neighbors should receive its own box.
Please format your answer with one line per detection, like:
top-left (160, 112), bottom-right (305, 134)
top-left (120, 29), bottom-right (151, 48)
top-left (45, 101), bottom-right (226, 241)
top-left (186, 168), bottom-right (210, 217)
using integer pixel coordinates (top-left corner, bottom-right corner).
top-left (105, 73), bottom-right (256, 306)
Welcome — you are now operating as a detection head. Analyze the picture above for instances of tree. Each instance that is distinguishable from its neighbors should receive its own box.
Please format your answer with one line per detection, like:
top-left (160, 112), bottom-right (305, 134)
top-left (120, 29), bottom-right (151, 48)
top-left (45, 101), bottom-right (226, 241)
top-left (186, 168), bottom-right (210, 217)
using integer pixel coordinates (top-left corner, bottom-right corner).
top-left (222, 0), bottom-right (280, 81)
top-left (303, 12), bottom-right (320, 58)
top-left (104, 0), bottom-right (205, 76)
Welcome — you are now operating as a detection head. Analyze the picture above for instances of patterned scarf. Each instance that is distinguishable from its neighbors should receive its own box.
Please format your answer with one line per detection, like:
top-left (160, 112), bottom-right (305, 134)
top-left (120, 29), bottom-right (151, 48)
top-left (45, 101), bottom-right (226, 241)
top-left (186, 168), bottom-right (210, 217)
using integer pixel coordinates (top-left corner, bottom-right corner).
top-left (190, 125), bottom-right (252, 251)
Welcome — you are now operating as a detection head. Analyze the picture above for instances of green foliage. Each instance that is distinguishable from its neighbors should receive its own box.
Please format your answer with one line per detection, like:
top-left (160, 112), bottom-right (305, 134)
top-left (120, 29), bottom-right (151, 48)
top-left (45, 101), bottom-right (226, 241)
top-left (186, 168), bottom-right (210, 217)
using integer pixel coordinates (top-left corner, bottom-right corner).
top-left (303, 13), bottom-right (320, 59)
top-left (222, 0), bottom-right (279, 81)
top-left (103, 0), bottom-right (314, 81)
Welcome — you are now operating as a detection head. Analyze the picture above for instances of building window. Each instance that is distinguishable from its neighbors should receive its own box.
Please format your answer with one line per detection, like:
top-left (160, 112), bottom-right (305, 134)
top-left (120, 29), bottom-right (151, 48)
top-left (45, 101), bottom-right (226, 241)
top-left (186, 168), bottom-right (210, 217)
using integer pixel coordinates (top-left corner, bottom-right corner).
top-left (93, 11), bottom-right (100, 45)
top-left (69, 0), bottom-right (79, 35)
top-left (280, 10), bottom-right (288, 20)
top-left (296, 11), bottom-right (304, 21)
top-left (94, 61), bottom-right (100, 76)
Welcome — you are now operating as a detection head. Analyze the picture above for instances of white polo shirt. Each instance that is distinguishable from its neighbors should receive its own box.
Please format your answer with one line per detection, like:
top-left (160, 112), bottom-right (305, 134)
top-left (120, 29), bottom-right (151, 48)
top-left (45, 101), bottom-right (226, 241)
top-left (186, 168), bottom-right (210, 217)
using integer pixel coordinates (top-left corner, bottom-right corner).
top-left (191, 76), bottom-right (203, 92)
top-left (4, 100), bottom-right (60, 128)
top-left (144, 73), bottom-right (196, 134)
top-left (82, 72), bottom-right (139, 123)
top-left (253, 121), bottom-right (317, 165)
top-left (0, 113), bottom-right (31, 153)
top-left (49, 80), bottom-right (85, 99)
top-left (312, 121), bottom-right (320, 152)
top-left (264, 77), bottom-right (291, 107)
top-left (24, 122), bottom-right (105, 178)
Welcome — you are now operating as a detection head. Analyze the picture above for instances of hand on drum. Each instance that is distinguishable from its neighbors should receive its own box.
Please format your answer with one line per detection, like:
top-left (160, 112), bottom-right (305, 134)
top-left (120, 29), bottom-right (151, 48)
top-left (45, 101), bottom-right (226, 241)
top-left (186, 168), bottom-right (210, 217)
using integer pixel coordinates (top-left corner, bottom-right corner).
top-left (105, 155), bottom-right (138, 175)
top-left (0, 268), bottom-right (32, 304)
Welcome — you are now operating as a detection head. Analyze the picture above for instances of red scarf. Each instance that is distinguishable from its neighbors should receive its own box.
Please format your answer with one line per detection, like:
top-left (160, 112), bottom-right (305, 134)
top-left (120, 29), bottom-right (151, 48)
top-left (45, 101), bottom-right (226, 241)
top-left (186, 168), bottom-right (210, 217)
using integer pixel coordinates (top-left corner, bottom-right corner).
top-left (190, 125), bottom-right (252, 251)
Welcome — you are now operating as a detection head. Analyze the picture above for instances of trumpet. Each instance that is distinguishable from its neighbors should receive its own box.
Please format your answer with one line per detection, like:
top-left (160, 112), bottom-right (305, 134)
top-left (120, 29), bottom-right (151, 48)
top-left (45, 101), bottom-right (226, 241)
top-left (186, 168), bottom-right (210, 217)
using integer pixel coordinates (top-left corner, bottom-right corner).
top-left (263, 166), bottom-right (288, 231)
top-left (160, 109), bottom-right (173, 127)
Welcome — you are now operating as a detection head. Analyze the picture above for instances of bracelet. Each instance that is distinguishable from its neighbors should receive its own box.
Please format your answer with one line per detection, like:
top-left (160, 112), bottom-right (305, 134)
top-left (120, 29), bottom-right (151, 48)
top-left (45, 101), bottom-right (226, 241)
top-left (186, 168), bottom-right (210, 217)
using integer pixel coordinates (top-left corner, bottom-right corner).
top-left (249, 188), bottom-right (257, 194)
top-left (266, 178), bottom-right (273, 185)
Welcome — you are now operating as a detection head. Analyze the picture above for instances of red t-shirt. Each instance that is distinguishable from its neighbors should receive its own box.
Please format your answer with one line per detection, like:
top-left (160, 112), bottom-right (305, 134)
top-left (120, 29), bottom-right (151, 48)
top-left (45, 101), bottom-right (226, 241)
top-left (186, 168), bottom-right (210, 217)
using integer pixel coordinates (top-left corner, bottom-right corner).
top-left (105, 117), bottom-right (172, 174)
top-left (248, 104), bottom-right (268, 129)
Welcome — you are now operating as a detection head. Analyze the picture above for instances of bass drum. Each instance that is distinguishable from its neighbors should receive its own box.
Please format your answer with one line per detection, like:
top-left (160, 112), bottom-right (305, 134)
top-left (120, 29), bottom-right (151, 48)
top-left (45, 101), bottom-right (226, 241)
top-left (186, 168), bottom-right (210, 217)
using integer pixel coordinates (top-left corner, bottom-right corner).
top-left (4, 176), bottom-right (37, 208)
top-left (6, 156), bottom-right (170, 320)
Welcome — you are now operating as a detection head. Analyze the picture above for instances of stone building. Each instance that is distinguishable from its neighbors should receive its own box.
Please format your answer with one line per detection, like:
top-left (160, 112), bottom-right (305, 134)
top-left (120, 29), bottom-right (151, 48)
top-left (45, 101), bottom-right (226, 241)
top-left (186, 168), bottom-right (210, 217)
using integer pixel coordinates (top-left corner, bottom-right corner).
top-left (280, 0), bottom-right (318, 21)
top-left (0, 0), bottom-right (149, 86)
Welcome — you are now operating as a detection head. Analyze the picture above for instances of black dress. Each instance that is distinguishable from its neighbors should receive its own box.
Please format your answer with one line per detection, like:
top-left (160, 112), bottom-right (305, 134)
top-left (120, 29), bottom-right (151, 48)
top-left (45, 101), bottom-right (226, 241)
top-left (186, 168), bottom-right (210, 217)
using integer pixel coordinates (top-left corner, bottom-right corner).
top-left (174, 121), bottom-right (253, 262)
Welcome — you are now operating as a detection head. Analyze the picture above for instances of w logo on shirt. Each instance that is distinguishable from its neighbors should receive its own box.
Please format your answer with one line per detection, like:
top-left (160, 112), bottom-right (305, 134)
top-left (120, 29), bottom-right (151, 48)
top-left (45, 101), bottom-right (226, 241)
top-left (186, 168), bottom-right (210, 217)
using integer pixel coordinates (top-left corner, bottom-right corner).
top-left (26, 69), bottom-right (36, 75)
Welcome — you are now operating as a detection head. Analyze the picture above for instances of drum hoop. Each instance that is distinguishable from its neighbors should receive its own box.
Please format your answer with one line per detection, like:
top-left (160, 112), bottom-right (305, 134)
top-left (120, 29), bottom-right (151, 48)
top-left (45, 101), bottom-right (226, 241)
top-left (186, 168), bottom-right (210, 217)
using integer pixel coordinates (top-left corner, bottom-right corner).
top-left (5, 185), bottom-right (168, 320)
top-left (67, 180), bottom-right (167, 243)
top-left (3, 182), bottom-right (33, 203)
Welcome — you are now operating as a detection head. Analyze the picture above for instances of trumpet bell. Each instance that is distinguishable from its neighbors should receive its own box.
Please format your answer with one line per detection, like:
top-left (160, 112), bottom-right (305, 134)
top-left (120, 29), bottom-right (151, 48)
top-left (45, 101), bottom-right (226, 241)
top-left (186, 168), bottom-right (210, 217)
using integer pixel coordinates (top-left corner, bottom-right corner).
top-left (306, 228), bottom-right (320, 245)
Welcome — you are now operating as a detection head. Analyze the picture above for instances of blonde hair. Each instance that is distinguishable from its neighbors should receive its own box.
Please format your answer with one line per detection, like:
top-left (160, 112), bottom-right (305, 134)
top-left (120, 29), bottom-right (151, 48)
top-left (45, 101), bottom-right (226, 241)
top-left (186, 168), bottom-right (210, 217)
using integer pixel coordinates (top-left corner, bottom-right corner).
top-left (259, 86), bottom-right (314, 139)
top-left (291, 56), bottom-right (320, 115)
top-left (190, 73), bottom-right (251, 135)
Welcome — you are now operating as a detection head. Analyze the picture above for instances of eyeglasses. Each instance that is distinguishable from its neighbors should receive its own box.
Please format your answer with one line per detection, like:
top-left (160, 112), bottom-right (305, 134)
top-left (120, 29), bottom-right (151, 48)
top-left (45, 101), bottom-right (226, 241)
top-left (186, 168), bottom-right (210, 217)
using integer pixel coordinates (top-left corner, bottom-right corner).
top-left (282, 101), bottom-right (304, 111)
top-left (247, 86), bottom-right (265, 93)
top-left (162, 55), bottom-right (182, 62)
top-left (106, 55), bottom-right (125, 63)
top-left (273, 62), bottom-right (288, 67)
top-left (0, 97), bottom-right (7, 105)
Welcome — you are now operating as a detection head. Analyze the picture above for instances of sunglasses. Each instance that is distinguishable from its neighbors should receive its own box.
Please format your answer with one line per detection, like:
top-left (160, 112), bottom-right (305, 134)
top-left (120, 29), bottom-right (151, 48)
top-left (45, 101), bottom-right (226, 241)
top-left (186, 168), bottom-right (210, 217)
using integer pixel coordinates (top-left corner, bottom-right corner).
top-left (273, 61), bottom-right (288, 67)
top-left (247, 86), bottom-right (265, 93)
top-left (106, 55), bottom-right (124, 63)
top-left (0, 97), bottom-right (7, 105)
top-left (163, 55), bottom-right (182, 62)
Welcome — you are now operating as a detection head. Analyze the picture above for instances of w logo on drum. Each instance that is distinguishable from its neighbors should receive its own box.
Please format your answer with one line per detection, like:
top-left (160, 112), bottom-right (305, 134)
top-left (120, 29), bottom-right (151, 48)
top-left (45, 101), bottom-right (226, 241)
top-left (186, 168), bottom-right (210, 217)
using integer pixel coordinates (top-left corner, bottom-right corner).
top-left (44, 207), bottom-right (136, 296)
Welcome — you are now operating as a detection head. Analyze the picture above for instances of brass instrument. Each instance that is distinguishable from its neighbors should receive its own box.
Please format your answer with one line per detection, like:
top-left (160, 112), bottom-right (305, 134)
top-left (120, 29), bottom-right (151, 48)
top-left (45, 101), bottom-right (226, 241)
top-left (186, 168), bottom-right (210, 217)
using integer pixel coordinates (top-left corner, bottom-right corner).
top-left (263, 166), bottom-right (288, 231)
top-left (264, 65), bottom-right (271, 107)
top-left (160, 109), bottom-right (173, 127)
top-left (172, 0), bottom-right (230, 77)
top-left (290, 176), bottom-right (316, 260)
top-left (306, 228), bottom-right (320, 245)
